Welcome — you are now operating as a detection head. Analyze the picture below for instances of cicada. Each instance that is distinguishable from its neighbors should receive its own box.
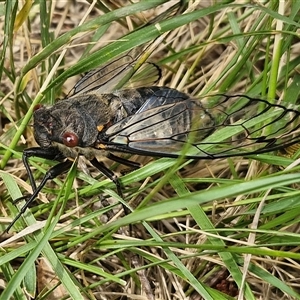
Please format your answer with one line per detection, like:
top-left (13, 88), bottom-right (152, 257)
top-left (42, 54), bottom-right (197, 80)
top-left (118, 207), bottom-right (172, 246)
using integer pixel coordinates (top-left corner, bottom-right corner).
top-left (6, 50), bottom-right (300, 232)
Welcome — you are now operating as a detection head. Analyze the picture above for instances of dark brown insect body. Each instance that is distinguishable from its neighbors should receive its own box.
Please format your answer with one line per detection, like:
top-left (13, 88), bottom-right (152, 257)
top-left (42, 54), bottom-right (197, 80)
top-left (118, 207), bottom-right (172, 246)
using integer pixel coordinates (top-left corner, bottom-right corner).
top-left (33, 89), bottom-right (154, 159)
top-left (34, 86), bottom-right (300, 161)
top-left (33, 87), bottom-right (194, 159)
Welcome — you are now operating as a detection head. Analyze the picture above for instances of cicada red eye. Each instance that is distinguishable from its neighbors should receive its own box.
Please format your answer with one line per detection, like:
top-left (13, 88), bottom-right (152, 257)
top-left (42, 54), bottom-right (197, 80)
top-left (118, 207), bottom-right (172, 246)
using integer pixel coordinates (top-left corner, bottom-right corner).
top-left (33, 104), bottom-right (43, 111)
top-left (62, 132), bottom-right (79, 147)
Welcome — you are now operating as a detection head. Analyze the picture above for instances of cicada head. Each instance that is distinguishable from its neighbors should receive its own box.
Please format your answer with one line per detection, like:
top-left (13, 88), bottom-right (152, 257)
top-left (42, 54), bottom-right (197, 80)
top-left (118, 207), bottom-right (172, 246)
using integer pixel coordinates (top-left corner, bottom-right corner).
top-left (32, 96), bottom-right (105, 151)
top-left (33, 104), bottom-right (55, 148)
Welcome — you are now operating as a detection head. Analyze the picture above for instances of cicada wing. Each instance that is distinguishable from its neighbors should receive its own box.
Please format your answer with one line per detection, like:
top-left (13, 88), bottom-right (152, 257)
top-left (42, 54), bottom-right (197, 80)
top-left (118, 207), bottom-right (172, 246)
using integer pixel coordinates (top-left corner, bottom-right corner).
top-left (70, 46), bottom-right (161, 96)
top-left (133, 86), bottom-right (190, 113)
top-left (71, 52), bottom-right (134, 95)
top-left (103, 88), bottom-right (300, 158)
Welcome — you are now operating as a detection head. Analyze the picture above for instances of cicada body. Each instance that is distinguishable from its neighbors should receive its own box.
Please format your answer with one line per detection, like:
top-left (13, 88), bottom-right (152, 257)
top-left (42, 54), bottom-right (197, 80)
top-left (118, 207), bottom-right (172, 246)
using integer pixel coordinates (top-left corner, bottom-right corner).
top-left (34, 84), bottom-right (300, 161)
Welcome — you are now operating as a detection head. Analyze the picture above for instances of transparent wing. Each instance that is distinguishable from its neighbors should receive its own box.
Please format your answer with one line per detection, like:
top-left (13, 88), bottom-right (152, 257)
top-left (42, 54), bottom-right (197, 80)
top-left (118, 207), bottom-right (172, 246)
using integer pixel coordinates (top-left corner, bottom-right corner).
top-left (102, 87), bottom-right (300, 158)
top-left (70, 47), bottom-right (161, 96)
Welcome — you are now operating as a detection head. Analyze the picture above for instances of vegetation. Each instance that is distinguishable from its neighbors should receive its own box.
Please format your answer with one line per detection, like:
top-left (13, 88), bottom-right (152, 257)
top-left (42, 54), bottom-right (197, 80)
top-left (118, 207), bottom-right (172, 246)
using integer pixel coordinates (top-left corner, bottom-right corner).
top-left (0, 1), bottom-right (300, 299)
